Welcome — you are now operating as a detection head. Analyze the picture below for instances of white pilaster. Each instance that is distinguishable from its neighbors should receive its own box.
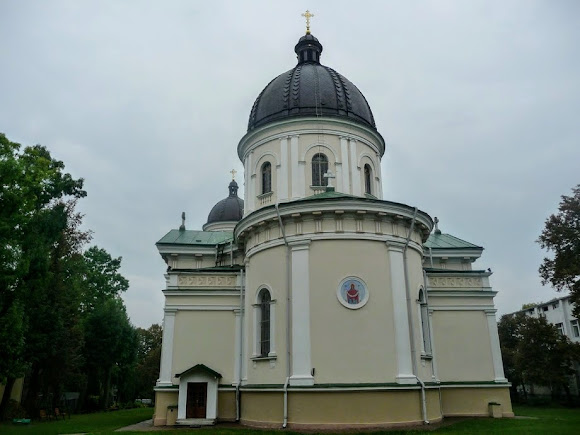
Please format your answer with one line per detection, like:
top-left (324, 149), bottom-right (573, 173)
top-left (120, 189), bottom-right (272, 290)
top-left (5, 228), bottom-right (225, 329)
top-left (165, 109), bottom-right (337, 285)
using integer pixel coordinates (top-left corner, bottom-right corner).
top-left (376, 153), bottom-right (384, 199)
top-left (485, 309), bottom-right (508, 382)
top-left (349, 139), bottom-right (361, 196)
top-left (246, 151), bottom-right (255, 213)
top-left (157, 309), bottom-right (177, 387)
top-left (335, 162), bottom-right (343, 194)
top-left (428, 309), bottom-right (439, 381)
top-left (242, 261), bottom-right (249, 382)
top-left (252, 302), bottom-right (260, 357)
top-left (269, 300), bottom-right (277, 357)
top-left (279, 136), bottom-right (289, 200)
top-left (298, 161), bottom-right (306, 197)
top-left (234, 309), bottom-right (242, 384)
top-left (243, 157), bottom-right (249, 213)
top-left (386, 242), bottom-right (415, 384)
top-left (289, 240), bottom-right (314, 386)
top-left (290, 135), bottom-right (300, 199)
top-left (340, 136), bottom-right (350, 194)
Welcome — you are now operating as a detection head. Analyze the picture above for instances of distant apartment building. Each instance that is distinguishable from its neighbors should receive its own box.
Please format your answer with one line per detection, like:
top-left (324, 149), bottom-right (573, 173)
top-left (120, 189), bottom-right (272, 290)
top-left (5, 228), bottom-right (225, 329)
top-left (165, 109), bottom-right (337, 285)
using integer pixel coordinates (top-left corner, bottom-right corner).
top-left (509, 295), bottom-right (579, 343)
top-left (506, 295), bottom-right (580, 397)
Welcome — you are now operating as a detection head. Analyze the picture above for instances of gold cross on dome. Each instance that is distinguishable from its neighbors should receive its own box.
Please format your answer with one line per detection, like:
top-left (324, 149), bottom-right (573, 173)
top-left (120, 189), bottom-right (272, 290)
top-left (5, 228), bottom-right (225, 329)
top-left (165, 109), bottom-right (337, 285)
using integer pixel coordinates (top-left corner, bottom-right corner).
top-left (230, 169), bottom-right (237, 180)
top-left (302, 10), bottom-right (314, 34)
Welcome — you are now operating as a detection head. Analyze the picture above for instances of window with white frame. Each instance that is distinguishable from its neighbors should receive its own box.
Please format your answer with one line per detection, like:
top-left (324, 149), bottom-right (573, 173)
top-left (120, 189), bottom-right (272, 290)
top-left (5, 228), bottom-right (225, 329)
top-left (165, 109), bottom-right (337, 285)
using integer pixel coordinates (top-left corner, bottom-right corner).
top-left (364, 164), bottom-right (372, 195)
top-left (418, 288), bottom-right (432, 355)
top-left (259, 289), bottom-right (271, 356)
top-left (253, 287), bottom-right (276, 358)
top-left (555, 322), bottom-right (564, 336)
top-left (261, 162), bottom-right (272, 194)
top-left (571, 320), bottom-right (579, 338)
top-left (311, 153), bottom-right (328, 186)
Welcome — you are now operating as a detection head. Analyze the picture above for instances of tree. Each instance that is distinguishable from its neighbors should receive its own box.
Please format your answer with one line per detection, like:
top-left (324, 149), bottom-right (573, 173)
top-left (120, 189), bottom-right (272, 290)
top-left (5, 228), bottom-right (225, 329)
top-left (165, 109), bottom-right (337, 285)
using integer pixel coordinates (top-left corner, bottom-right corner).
top-left (83, 298), bottom-right (136, 409)
top-left (79, 246), bottom-right (132, 409)
top-left (0, 133), bottom-right (86, 415)
top-left (20, 200), bottom-right (91, 413)
top-left (80, 246), bottom-right (129, 312)
top-left (538, 185), bottom-right (580, 317)
top-left (134, 324), bottom-right (162, 399)
top-left (498, 313), bottom-right (580, 401)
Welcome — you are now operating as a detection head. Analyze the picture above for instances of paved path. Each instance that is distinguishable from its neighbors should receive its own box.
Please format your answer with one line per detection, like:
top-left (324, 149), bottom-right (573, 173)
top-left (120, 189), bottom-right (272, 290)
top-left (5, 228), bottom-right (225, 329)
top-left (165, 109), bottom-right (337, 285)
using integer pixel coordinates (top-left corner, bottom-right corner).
top-left (116, 419), bottom-right (167, 432)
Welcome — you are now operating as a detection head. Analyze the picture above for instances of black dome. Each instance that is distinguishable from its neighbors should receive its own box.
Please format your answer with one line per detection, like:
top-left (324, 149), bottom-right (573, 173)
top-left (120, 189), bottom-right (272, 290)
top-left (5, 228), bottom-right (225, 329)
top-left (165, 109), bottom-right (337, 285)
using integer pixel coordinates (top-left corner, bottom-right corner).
top-left (206, 180), bottom-right (244, 225)
top-left (247, 33), bottom-right (376, 131)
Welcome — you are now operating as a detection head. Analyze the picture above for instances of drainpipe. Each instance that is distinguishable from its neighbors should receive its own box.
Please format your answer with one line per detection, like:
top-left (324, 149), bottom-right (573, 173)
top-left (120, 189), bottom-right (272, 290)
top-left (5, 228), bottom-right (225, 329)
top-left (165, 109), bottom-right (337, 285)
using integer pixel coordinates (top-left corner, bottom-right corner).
top-left (275, 203), bottom-right (291, 429)
top-left (403, 207), bottom-right (429, 424)
top-left (236, 268), bottom-right (244, 421)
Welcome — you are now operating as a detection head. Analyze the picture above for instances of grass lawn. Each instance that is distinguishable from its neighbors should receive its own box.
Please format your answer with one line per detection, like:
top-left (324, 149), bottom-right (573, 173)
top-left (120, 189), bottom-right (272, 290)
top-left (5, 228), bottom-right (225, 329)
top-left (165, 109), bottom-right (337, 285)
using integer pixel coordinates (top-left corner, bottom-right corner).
top-left (1, 405), bottom-right (579, 434)
top-left (0, 407), bottom-right (153, 435)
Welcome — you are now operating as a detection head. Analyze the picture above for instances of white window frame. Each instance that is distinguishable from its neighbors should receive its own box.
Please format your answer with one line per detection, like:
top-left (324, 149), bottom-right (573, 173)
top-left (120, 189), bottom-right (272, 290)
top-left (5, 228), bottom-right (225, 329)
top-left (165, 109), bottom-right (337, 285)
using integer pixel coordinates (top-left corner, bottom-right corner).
top-left (252, 286), bottom-right (276, 359)
top-left (417, 287), bottom-right (432, 356)
top-left (571, 319), bottom-right (579, 338)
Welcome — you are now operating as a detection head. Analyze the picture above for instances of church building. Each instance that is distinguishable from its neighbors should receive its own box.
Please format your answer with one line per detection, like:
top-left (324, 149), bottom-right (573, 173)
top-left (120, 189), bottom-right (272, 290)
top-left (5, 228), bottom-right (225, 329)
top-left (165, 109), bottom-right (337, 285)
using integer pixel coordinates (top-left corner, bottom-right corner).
top-left (153, 18), bottom-right (513, 428)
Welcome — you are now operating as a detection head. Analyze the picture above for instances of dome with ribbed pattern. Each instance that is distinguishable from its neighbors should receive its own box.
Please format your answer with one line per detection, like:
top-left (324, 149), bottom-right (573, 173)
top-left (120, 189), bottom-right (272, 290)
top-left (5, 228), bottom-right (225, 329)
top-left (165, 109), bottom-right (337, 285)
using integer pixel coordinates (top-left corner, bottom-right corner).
top-left (247, 34), bottom-right (376, 132)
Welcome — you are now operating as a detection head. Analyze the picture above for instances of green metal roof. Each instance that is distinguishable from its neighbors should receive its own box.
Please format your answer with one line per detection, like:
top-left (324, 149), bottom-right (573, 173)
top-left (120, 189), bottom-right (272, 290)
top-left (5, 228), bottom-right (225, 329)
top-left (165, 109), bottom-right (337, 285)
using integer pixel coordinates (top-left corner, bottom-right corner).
top-left (157, 229), bottom-right (233, 246)
top-left (300, 190), bottom-right (360, 201)
top-left (424, 232), bottom-right (482, 250)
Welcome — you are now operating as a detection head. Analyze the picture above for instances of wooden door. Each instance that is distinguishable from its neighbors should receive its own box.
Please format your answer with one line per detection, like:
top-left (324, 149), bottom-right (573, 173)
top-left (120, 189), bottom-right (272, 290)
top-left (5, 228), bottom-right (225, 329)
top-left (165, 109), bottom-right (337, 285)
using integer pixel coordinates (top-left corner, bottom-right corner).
top-left (186, 382), bottom-right (207, 418)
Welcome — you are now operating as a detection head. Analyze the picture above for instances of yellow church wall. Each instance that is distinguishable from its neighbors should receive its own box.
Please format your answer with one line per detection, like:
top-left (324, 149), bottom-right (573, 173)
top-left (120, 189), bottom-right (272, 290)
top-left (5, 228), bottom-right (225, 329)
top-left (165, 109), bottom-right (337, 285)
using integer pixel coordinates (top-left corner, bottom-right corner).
top-left (172, 310), bottom-right (236, 384)
top-left (441, 386), bottom-right (513, 417)
top-left (153, 390), bottom-right (178, 426)
top-left (432, 311), bottom-right (495, 382)
top-left (245, 245), bottom-right (288, 384)
top-left (217, 391), bottom-right (237, 421)
top-left (240, 391), bottom-right (284, 426)
top-left (174, 256), bottom-right (216, 269)
top-left (309, 239), bottom-right (397, 383)
top-left (429, 296), bottom-right (494, 307)
top-left (240, 389), bottom-right (442, 428)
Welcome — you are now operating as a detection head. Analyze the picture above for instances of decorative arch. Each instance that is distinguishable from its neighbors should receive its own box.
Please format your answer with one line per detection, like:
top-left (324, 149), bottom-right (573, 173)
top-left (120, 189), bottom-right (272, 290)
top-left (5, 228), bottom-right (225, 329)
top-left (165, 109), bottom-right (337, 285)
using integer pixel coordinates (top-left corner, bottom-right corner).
top-left (253, 151), bottom-right (279, 174)
top-left (357, 152), bottom-right (378, 170)
top-left (301, 142), bottom-right (339, 162)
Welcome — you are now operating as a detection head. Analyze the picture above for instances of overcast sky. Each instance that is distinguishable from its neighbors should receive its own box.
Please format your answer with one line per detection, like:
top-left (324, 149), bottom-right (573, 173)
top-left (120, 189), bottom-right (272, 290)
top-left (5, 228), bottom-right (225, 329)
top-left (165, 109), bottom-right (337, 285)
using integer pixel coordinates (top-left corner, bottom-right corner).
top-left (1, 0), bottom-right (579, 328)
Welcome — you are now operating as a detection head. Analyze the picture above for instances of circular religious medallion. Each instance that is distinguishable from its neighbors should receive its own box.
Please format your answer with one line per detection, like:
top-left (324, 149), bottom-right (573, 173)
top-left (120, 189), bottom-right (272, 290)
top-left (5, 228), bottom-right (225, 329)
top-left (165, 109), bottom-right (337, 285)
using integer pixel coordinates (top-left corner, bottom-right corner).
top-left (337, 277), bottom-right (369, 309)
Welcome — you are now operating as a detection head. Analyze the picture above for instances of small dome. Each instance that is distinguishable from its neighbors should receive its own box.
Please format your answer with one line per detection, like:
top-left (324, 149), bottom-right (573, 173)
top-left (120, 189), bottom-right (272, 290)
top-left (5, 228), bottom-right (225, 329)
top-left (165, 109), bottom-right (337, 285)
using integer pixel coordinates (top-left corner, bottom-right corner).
top-left (206, 180), bottom-right (244, 227)
top-left (247, 33), bottom-right (376, 132)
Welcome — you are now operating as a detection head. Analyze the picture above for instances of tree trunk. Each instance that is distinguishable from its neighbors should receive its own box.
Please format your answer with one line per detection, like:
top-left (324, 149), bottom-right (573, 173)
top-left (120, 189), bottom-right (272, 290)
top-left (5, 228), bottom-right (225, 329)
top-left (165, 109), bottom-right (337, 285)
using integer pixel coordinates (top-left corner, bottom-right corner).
top-left (0, 377), bottom-right (17, 419)
top-left (101, 367), bottom-right (112, 409)
top-left (563, 383), bottom-right (572, 404)
top-left (23, 366), bottom-right (41, 415)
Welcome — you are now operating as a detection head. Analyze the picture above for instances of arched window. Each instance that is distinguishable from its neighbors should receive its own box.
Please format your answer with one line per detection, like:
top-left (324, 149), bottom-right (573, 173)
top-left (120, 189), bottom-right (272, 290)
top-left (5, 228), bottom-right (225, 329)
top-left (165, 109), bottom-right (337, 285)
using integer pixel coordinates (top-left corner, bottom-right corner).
top-left (311, 153), bottom-right (328, 186)
top-left (364, 164), bottom-right (372, 195)
top-left (258, 288), bottom-right (271, 357)
top-left (261, 162), bottom-right (271, 194)
top-left (418, 289), bottom-right (432, 355)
